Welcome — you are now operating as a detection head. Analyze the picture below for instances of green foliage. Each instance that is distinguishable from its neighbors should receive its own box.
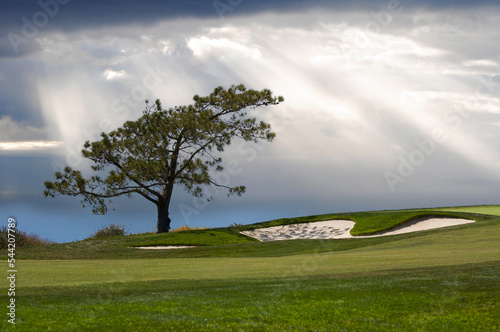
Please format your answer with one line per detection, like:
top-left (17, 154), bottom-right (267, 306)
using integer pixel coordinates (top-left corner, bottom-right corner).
top-left (87, 224), bottom-right (127, 239)
top-left (43, 84), bottom-right (284, 232)
top-left (0, 226), bottom-right (55, 249)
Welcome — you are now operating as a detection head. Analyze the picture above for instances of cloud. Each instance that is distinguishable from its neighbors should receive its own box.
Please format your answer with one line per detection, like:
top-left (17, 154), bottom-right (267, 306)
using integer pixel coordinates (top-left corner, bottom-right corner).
top-left (2, 3), bottom-right (500, 242)
top-left (3, 0), bottom-right (500, 58)
top-left (0, 141), bottom-right (62, 151)
top-left (0, 116), bottom-right (47, 141)
top-left (464, 59), bottom-right (499, 67)
top-left (187, 36), bottom-right (261, 60)
top-left (11, 8), bottom-right (500, 175)
top-left (0, 116), bottom-right (62, 154)
top-left (103, 68), bottom-right (126, 80)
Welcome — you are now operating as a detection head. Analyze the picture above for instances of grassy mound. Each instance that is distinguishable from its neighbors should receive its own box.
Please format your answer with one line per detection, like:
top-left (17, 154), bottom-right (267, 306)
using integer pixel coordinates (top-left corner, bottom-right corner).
top-left (239, 209), bottom-right (476, 236)
top-left (7, 206), bottom-right (496, 260)
top-left (124, 227), bottom-right (256, 247)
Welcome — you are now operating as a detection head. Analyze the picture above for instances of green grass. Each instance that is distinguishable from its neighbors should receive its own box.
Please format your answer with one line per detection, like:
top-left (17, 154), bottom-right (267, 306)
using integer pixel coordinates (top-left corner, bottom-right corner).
top-left (10, 208), bottom-right (489, 260)
top-left (9, 261), bottom-right (499, 331)
top-left (434, 204), bottom-right (500, 216)
top-left (234, 209), bottom-right (479, 236)
top-left (1, 205), bottom-right (499, 330)
top-left (340, 210), bottom-right (476, 235)
top-left (11, 222), bottom-right (500, 290)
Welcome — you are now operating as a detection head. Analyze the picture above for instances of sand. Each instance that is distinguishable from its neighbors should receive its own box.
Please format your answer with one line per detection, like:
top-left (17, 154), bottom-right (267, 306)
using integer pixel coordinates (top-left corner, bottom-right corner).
top-left (131, 218), bottom-right (475, 248)
top-left (134, 245), bottom-right (197, 250)
top-left (239, 218), bottom-right (475, 242)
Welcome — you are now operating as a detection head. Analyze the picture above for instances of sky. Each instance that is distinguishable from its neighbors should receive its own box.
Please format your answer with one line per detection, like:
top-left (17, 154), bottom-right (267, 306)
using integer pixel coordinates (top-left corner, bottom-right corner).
top-left (1, 0), bottom-right (500, 243)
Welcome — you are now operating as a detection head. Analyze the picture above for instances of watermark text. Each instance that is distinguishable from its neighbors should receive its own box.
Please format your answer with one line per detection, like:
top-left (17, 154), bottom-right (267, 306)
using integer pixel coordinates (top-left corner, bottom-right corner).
top-left (6, 218), bottom-right (17, 325)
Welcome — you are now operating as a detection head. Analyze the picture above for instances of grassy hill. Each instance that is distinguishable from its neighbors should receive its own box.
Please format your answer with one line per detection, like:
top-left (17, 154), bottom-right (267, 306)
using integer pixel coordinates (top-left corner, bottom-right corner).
top-left (11, 207), bottom-right (489, 260)
top-left (1, 205), bottom-right (499, 331)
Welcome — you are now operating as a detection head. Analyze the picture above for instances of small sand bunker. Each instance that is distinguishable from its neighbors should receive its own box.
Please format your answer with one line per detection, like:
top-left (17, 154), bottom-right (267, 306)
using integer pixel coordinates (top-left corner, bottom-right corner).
top-left (240, 218), bottom-right (475, 242)
top-left (133, 245), bottom-right (197, 250)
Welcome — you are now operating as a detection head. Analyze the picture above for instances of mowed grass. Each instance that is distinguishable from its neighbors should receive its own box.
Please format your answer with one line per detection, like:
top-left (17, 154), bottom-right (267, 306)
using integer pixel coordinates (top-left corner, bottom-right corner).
top-left (14, 221), bottom-right (500, 288)
top-left (1, 205), bottom-right (499, 330)
top-left (435, 204), bottom-right (500, 216)
top-left (10, 262), bottom-right (500, 331)
top-left (11, 208), bottom-right (487, 260)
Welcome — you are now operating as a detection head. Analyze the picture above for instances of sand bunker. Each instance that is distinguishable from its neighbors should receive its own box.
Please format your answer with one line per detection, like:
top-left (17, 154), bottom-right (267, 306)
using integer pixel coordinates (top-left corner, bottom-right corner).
top-left (240, 218), bottom-right (475, 242)
top-left (133, 245), bottom-right (197, 250)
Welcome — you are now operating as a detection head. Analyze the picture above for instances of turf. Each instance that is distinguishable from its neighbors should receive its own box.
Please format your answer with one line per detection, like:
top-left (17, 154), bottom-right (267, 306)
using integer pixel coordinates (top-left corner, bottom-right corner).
top-left (1, 205), bottom-right (499, 331)
top-left (9, 261), bottom-right (500, 331)
top-left (435, 205), bottom-right (500, 216)
top-left (235, 209), bottom-right (478, 236)
top-left (9, 208), bottom-right (489, 260)
top-left (13, 221), bottom-right (500, 288)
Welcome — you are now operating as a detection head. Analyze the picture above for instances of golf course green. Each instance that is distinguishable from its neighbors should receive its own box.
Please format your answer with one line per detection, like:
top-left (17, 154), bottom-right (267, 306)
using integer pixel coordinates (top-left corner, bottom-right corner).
top-left (2, 206), bottom-right (499, 331)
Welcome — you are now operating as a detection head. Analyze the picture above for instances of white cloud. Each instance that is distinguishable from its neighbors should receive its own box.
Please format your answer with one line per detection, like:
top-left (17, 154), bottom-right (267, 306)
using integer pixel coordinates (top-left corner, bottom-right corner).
top-left (158, 40), bottom-right (172, 55)
top-left (0, 141), bottom-right (63, 151)
top-left (103, 68), bottom-right (125, 80)
top-left (464, 59), bottom-right (499, 67)
top-left (187, 36), bottom-right (261, 60)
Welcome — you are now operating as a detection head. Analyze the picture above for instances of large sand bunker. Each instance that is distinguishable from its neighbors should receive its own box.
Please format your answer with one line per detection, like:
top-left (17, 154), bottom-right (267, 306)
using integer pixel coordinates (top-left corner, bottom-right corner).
top-left (239, 218), bottom-right (475, 242)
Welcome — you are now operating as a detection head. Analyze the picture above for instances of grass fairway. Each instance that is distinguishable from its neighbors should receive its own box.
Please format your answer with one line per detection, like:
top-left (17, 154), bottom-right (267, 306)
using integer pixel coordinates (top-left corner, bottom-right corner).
top-left (436, 205), bottom-right (500, 216)
top-left (2, 206), bottom-right (499, 330)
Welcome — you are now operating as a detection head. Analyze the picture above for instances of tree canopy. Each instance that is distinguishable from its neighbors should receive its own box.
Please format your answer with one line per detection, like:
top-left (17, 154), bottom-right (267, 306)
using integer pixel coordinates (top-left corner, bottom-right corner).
top-left (44, 84), bottom-right (284, 232)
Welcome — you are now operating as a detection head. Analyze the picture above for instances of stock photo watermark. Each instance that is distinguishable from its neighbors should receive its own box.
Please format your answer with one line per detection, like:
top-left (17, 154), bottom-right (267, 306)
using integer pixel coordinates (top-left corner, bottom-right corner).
top-left (6, 218), bottom-right (17, 325)
top-left (7, 0), bottom-right (71, 54)
top-left (335, 0), bottom-right (464, 59)
top-left (384, 75), bottom-right (498, 192)
top-left (213, 0), bottom-right (243, 19)
top-left (336, 0), bottom-right (403, 59)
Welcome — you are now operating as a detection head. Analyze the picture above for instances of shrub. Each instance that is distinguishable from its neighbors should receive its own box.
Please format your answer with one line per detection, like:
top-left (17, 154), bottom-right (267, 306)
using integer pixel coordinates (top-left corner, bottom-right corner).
top-left (88, 224), bottom-right (127, 239)
top-left (0, 226), bottom-right (56, 249)
top-left (171, 225), bottom-right (210, 232)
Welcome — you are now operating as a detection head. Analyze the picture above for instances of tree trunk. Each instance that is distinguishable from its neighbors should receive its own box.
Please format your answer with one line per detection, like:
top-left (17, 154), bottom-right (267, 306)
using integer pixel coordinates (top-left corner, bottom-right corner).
top-left (156, 199), bottom-right (171, 233)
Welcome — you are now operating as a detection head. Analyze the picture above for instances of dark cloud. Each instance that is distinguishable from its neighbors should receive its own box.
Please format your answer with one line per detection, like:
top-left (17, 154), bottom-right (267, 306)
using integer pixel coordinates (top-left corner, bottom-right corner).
top-left (2, 0), bottom-right (499, 58)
